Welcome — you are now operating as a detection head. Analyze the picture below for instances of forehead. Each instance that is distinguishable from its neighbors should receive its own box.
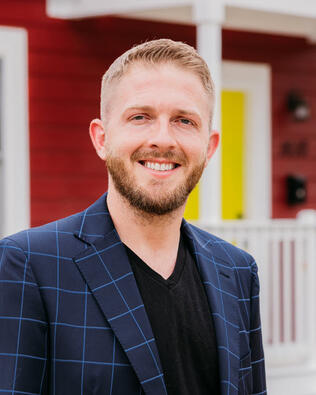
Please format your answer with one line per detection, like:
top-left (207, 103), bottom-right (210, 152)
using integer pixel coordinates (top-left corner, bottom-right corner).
top-left (121, 62), bottom-right (206, 96)
top-left (106, 62), bottom-right (212, 117)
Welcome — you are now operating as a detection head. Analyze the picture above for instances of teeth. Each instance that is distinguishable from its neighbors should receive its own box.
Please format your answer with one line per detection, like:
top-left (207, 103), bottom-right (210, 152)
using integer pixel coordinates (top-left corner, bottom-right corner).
top-left (144, 162), bottom-right (175, 171)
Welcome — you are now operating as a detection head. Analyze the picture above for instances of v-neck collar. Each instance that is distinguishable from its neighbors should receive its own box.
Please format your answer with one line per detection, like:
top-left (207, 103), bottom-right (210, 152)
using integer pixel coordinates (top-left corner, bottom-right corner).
top-left (125, 233), bottom-right (186, 289)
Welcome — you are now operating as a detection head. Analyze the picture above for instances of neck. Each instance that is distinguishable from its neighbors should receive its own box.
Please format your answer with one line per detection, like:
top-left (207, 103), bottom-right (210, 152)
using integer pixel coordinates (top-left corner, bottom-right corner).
top-left (106, 186), bottom-right (185, 279)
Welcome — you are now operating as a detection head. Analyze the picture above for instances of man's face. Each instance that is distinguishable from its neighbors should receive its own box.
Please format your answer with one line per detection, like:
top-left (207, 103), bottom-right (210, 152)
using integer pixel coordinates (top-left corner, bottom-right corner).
top-left (97, 63), bottom-right (218, 215)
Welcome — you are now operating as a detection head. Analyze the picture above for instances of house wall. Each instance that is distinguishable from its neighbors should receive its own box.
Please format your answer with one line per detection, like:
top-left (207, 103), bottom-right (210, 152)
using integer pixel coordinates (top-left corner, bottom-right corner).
top-left (222, 30), bottom-right (316, 218)
top-left (0, 0), bottom-right (315, 223)
top-left (0, 0), bottom-right (195, 226)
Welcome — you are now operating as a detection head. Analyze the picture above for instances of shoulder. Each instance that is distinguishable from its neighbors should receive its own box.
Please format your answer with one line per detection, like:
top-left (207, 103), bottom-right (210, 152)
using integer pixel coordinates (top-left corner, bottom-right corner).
top-left (183, 221), bottom-right (255, 271)
top-left (0, 209), bottom-right (86, 254)
top-left (184, 222), bottom-right (261, 311)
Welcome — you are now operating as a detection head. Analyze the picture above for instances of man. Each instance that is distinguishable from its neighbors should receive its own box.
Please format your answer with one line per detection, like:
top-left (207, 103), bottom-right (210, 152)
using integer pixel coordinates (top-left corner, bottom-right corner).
top-left (0, 39), bottom-right (266, 394)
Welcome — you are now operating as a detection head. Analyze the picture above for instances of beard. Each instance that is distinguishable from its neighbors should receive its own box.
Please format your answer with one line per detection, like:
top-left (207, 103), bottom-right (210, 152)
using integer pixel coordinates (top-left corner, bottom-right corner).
top-left (106, 149), bottom-right (206, 216)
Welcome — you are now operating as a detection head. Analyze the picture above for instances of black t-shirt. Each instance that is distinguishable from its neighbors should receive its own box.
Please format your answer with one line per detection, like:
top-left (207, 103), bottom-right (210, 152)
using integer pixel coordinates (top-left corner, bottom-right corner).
top-left (125, 233), bottom-right (220, 394)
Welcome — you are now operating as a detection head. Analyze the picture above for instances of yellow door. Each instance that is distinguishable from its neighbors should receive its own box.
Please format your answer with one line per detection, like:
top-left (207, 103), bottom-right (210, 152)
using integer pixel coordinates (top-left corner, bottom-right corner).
top-left (183, 182), bottom-right (200, 221)
top-left (221, 91), bottom-right (245, 219)
top-left (184, 90), bottom-right (245, 221)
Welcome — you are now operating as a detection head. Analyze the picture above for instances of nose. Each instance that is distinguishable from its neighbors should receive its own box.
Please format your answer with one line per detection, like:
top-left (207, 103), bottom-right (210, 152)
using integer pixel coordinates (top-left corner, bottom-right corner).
top-left (146, 118), bottom-right (176, 150)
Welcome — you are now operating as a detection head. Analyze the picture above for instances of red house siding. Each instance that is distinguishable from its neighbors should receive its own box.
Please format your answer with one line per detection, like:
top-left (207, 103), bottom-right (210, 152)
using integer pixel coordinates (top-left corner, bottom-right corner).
top-left (0, 0), bottom-right (315, 224)
top-left (222, 30), bottom-right (316, 218)
top-left (0, 0), bottom-right (195, 226)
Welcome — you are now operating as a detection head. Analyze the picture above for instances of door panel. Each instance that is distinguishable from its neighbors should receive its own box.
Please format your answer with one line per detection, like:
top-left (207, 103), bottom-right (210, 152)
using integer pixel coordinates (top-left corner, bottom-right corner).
top-left (221, 91), bottom-right (245, 219)
top-left (184, 182), bottom-right (200, 220)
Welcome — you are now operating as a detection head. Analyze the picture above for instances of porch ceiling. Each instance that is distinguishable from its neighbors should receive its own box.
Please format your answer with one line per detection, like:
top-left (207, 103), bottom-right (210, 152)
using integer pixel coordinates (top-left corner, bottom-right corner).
top-left (47, 0), bottom-right (316, 41)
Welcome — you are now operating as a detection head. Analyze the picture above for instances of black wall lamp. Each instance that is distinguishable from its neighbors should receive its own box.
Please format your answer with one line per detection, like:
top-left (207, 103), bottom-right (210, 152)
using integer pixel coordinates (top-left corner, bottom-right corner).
top-left (286, 174), bottom-right (307, 205)
top-left (287, 91), bottom-right (310, 121)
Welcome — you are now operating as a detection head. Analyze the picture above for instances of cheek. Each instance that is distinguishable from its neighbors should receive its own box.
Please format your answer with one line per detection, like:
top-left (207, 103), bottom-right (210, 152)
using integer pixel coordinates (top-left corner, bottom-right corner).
top-left (107, 140), bottom-right (142, 161)
top-left (182, 138), bottom-right (208, 160)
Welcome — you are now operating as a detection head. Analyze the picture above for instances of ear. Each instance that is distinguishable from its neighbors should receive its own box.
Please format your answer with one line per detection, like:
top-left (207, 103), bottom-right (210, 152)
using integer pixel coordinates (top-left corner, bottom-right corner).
top-left (205, 130), bottom-right (220, 167)
top-left (89, 119), bottom-right (107, 160)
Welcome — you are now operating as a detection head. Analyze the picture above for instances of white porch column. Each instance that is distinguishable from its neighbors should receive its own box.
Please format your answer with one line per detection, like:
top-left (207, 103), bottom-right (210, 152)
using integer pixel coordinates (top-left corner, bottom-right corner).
top-left (193, 0), bottom-right (224, 222)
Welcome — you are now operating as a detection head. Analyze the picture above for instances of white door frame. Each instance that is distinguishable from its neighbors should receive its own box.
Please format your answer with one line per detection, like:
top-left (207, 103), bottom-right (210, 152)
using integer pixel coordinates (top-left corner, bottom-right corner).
top-left (0, 27), bottom-right (29, 237)
top-left (222, 61), bottom-right (272, 220)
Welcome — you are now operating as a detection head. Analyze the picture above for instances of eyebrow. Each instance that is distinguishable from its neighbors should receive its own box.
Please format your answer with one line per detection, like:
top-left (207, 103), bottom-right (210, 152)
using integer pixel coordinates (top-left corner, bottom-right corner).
top-left (124, 105), bottom-right (153, 113)
top-left (123, 105), bottom-right (202, 122)
top-left (176, 109), bottom-right (201, 120)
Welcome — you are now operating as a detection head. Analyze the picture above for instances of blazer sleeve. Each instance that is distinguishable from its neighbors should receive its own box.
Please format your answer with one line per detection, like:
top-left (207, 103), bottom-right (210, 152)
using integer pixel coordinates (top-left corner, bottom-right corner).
top-left (0, 237), bottom-right (49, 394)
top-left (250, 261), bottom-right (267, 394)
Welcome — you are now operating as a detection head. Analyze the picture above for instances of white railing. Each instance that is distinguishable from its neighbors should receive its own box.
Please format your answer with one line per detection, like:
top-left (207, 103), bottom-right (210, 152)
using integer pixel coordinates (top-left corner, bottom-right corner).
top-left (199, 219), bottom-right (316, 368)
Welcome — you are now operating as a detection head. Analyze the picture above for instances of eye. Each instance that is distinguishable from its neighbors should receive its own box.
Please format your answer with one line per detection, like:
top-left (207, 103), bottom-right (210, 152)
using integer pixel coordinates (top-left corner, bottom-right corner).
top-left (178, 118), bottom-right (194, 126)
top-left (132, 115), bottom-right (145, 121)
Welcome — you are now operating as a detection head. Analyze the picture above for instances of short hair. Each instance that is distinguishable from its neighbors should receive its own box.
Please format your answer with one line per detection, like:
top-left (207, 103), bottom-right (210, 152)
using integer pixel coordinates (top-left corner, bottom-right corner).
top-left (100, 38), bottom-right (215, 121)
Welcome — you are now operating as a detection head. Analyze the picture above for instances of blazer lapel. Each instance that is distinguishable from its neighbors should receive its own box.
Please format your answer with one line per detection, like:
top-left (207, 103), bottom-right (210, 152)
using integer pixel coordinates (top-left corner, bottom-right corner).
top-left (183, 221), bottom-right (240, 394)
top-left (72, 195), bottom-right (167, 395)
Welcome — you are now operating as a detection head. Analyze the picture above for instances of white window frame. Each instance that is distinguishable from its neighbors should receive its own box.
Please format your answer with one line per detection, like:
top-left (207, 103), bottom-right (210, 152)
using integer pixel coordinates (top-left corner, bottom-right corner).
top-left (222, 61), bottom-right (272, 220)
top-left (0, 27), bottom-right (29, 237)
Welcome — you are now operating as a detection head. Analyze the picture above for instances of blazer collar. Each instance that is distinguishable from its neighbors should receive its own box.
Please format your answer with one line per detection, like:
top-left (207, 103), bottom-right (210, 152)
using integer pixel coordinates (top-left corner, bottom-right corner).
top-left (182, 220), bottom-right (240, 394)
top-left (73, 193), bottom-right (114, 245)
top-left (73, 194), bottom-right (167, 395)
top-left (73, 194), bottom-right (239, 394)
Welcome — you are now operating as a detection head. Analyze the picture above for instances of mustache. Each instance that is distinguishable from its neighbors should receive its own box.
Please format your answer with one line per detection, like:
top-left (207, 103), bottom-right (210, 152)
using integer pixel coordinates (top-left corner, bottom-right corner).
top-left (131, 149), bottom-right (187, 165)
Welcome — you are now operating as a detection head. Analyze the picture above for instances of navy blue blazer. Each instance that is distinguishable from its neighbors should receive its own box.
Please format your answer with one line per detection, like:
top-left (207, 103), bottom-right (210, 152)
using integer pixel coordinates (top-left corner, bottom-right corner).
top-left (0, 194), bottom-right (266, 394)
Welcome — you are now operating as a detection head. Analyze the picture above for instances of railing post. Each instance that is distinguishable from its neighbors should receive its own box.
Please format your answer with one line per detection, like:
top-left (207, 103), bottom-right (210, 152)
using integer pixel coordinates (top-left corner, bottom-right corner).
top-left (297, 210), bottom-right (316, 364)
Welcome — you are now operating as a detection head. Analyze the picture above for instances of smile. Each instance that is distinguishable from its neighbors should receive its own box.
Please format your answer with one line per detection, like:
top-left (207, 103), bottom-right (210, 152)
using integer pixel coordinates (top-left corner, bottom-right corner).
top-left (139, 161), bottom-right (179, 171)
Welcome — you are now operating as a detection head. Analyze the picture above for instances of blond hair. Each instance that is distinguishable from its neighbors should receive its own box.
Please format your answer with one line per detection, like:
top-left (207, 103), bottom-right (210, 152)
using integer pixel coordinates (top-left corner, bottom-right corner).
top-left (100, 39), bottom-right (214, 121)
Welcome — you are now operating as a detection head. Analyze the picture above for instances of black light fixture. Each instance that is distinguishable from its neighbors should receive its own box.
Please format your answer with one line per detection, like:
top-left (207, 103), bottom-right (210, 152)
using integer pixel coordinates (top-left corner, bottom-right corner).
top-left (287, 91), bottom-right (310, 121)
top-left (286, 174), bottom-right (307, 205)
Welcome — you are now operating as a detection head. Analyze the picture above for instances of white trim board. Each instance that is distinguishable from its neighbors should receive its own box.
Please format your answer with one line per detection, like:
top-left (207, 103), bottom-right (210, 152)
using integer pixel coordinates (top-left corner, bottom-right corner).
top-left (0, 27), bottom-right (29, 237)
top-left (46, 0), bottom-right (191, 18)
top-left (47, 0), bottom-right (316, 19)
top-left (225, 0), bottom-right (316, 19)
top-left (222, 61), bottom-right (272, 220)
top-left (46, 0), bottom-right (316, 41)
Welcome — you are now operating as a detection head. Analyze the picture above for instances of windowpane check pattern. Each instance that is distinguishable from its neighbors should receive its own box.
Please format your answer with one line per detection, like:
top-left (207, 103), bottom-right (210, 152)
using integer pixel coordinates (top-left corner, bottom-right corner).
top-left (0, 194), bottom-right (266, 394)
